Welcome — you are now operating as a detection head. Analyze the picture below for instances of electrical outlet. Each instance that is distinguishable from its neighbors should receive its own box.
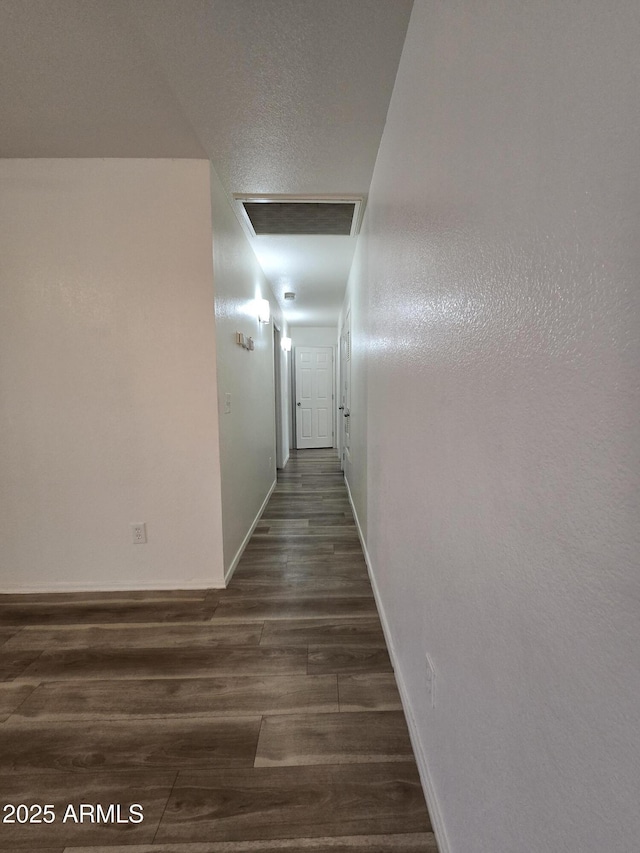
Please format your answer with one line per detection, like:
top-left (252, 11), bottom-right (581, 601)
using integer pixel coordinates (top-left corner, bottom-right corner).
top-left (425, 653), bottom-right (436, 708)
top-left (131, 523), bottom-right (147, 544)
top-left (224, 393), bottom-right (232, 414)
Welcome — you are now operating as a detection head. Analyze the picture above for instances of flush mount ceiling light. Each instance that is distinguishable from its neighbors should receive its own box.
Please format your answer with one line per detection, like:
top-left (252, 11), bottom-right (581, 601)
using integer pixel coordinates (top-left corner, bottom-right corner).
top-left (233, 194), bottom-right (365, 238)
top-left (281, 336), bottom-right (292, 352)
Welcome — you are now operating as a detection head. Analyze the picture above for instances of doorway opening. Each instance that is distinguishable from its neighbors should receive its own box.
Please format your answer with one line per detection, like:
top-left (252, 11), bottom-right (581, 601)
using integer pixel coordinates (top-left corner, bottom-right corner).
top-left (339, 308), bottom-right (351, 473)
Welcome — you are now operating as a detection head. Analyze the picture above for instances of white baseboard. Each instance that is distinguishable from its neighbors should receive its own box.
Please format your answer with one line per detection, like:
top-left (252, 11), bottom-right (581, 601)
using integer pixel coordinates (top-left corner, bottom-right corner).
top-left (0, 579), bottom-right (218, 594)
top-left (344, 476), bottom-right (452, 853)
top-left (224, 477), bottom-right (277, 587)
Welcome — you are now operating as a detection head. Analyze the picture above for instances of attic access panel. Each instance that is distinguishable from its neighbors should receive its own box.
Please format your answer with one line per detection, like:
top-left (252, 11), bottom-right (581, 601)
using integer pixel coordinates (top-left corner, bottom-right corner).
top-left (234, 195), bottom-right (364, 237)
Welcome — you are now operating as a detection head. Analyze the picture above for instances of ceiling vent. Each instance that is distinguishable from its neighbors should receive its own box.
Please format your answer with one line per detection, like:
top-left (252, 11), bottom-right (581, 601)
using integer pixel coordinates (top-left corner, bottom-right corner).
top-left (233, 194), bottom-right (365, 238)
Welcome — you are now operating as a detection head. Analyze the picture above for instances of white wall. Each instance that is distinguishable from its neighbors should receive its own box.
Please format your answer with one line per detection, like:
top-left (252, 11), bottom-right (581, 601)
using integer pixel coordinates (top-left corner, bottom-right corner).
top-left (289, 326), bottom-right (337, 349)
top-left (346, 3), bottom-right (640, 852)
top-left (0, 159), bottom-right (225, 591)
top-left (210, 165), bottom-right (288, 581)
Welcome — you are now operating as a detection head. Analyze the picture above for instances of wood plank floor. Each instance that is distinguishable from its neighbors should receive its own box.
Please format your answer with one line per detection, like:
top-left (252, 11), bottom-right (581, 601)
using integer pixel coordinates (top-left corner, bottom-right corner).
top-left (0, 448), bottom-right (436, 852)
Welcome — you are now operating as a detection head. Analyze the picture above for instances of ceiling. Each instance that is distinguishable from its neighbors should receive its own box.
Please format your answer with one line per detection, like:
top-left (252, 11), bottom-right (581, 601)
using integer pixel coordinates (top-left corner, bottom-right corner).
top-left (0, 0), bottom-right (413, 326)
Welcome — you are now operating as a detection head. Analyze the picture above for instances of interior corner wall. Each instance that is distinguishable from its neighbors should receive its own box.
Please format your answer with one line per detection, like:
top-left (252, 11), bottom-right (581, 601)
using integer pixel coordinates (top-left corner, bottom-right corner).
top-left (209, 164), bottom-right (286, 581)
top-left (0, 158), bottom-right (225, 592)
top-left (347, 2), bottom-right (640, 852)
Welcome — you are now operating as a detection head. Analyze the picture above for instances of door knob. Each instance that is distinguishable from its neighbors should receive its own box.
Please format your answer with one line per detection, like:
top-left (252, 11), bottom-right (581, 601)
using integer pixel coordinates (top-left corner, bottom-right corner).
top-left (338, 406), bottom-right (344, 411)
top-left (297, 402), bottom-right (301, 406)
top-left (344, 412), bottom-right (350, 418)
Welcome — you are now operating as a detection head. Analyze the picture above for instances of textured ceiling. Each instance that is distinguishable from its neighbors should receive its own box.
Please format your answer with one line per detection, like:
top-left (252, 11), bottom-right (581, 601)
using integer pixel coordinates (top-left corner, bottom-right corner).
top-left (0, 0), bottom-right (413, 325)
top-left (253, 235), bottom-right (359, 326)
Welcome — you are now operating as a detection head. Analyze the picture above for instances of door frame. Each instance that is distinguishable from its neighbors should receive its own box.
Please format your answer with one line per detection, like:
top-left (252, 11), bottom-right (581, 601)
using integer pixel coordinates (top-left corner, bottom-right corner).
top-left (339, 308), bottom-right (351, 472)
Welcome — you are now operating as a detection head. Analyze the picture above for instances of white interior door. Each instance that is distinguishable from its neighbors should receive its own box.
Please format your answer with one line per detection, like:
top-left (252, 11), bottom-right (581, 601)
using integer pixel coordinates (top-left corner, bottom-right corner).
top-left (295, 346), bottom-right (334, 449)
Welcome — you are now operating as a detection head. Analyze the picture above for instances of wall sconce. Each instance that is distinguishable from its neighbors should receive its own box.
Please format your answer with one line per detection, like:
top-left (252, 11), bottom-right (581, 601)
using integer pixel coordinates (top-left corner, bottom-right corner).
top-left (257, 298), bottom-right (270, 324)
top-left (281, 336), bottom-right (292, 352)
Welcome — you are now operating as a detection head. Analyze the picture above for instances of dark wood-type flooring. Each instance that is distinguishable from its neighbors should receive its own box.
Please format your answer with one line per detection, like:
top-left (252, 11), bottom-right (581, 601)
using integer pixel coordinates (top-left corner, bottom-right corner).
top-left (0, 449), bottom-right (435, 852)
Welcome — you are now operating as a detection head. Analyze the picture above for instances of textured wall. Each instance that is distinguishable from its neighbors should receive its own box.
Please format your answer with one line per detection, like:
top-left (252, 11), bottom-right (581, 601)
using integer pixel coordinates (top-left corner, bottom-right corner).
top-left (346, 2), bottom-right (640, 851)
top-left (210, 165), bottom-right (288, 579)
top-left (0, 159), bottom-right (225, 591)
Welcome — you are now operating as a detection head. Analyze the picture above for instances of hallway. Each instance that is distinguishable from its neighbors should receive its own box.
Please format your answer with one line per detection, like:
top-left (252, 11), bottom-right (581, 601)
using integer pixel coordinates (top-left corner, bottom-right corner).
top-left (1, 3), bottom-right (638, 849)
top-left (0, 449), bottom-right (434, 851)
